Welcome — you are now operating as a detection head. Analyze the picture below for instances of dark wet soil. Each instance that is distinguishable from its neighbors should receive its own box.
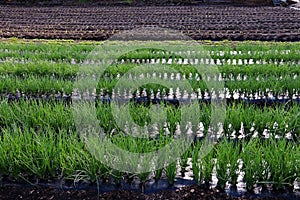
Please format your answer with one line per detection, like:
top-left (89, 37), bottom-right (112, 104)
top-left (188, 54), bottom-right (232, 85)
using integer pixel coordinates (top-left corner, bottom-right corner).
top-left (0, 185), bottom-right (297, 200)
top-left (1, 5), bottom-right (300, 41)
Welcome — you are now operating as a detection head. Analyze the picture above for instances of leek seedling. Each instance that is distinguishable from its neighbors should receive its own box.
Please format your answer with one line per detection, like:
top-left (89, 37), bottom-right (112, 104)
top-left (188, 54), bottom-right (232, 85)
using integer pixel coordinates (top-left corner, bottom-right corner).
top-left (137, 171), bottom-right (150, 193)
top-left (154, 168), bottom-right (163, 181)
top-left (180, 146), bottom-right (193, 177)
top-left (240, 139), bottom-right (265, 190)
top-left (192, 141), bottom-right (214, 185)
top-left (263, 139), bottom-right (298, 189)
top-left (215, 139), bottom-right (240, 189)
top-left (165, 161), bottom-right (177, 185)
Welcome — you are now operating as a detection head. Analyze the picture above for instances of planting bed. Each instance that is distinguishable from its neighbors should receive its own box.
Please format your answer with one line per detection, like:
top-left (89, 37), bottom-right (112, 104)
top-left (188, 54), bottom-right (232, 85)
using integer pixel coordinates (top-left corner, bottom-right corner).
top-left (0, 39), bottom-right (299, 200)
top-left (0, 5), bottom-right (300, 41)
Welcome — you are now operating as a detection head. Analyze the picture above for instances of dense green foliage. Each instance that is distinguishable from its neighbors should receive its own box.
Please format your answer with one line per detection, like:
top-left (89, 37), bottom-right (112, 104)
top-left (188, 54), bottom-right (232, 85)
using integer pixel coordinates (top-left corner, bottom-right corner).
top-left (0, 39), bottom-right (299, 190)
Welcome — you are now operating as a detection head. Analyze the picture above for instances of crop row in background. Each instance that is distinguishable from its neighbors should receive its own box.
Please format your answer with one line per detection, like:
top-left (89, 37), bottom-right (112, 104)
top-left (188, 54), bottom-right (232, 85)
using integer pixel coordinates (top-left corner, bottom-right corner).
top-left (0, 41), bottom-right (300, 103)
top-left (1, 41), bottom-right (300, 62)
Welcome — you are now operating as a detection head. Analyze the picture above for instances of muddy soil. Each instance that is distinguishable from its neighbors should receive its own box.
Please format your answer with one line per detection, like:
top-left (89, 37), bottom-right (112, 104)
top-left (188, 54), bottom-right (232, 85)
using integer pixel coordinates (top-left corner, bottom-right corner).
top-left (0, 185), bottom-right (297, 200)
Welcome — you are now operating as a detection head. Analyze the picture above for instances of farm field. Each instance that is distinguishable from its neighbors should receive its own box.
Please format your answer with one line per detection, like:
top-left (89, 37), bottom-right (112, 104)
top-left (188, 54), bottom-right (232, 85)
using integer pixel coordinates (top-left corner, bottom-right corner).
top-left (0, 38), bottom-right (299, 200)
top-left (0, 5), bottom-right (300, 41)
top-left (0, 3), bottom-right (300, 200)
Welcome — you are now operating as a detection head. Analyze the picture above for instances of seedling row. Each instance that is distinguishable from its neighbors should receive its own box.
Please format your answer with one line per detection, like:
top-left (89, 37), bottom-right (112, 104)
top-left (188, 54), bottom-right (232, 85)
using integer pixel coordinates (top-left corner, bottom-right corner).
top-left (0, 127), bottom-right (299, 192)
top-left (2, 49), bottom-right (300, 61)
top-left (1, 60), bottom-right (300, 79)
top-left (0, 101), bottom-right (299, 139)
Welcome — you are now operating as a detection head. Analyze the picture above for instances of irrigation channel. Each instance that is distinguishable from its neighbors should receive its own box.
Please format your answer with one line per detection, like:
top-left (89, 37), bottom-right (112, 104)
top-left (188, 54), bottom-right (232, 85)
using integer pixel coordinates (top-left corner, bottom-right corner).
top-left (0, 40), bottom-right (299, 199)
